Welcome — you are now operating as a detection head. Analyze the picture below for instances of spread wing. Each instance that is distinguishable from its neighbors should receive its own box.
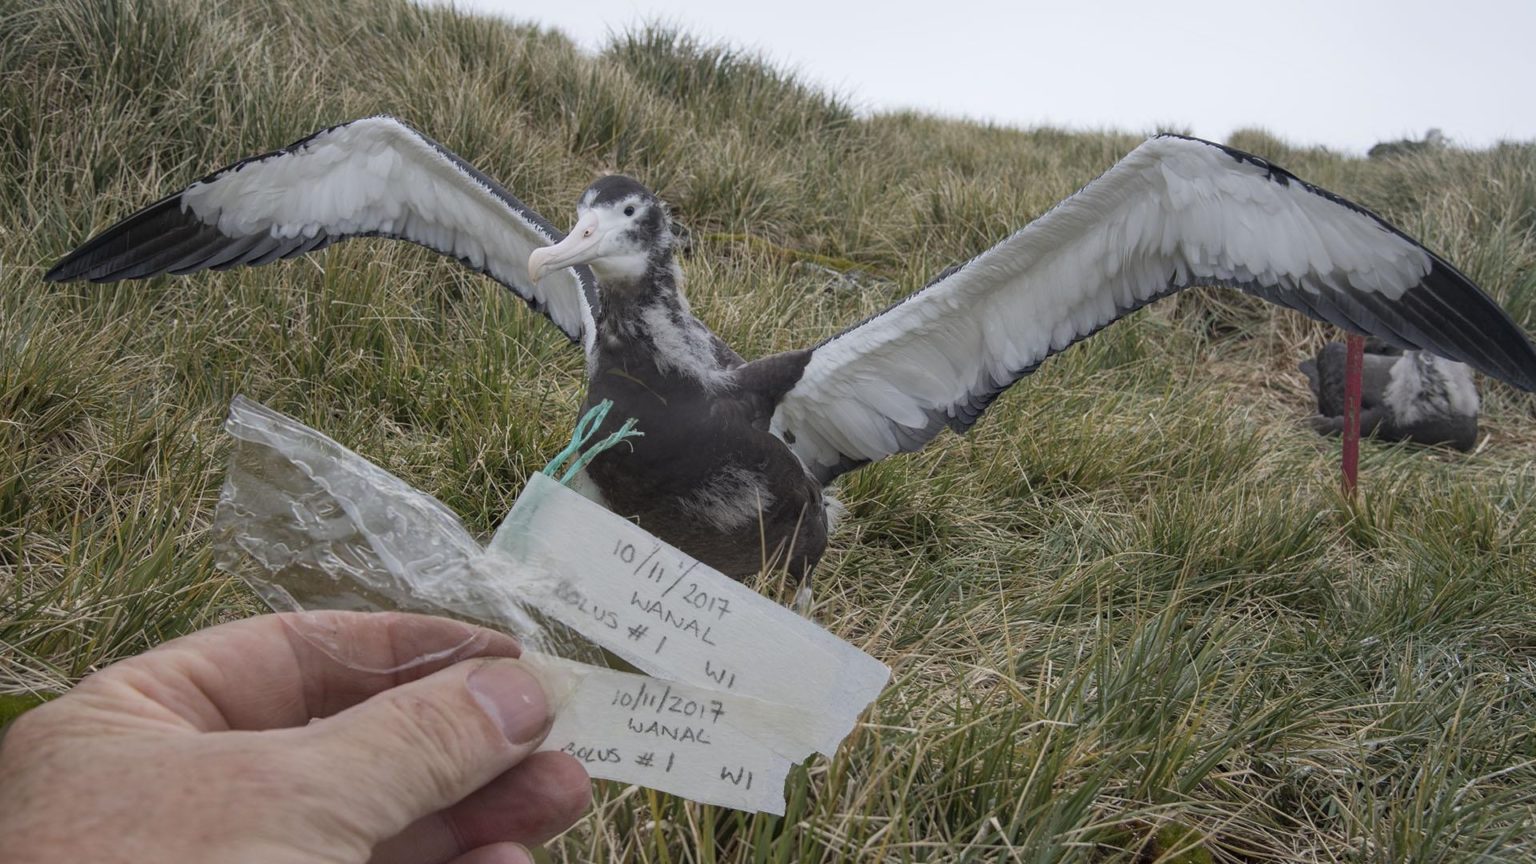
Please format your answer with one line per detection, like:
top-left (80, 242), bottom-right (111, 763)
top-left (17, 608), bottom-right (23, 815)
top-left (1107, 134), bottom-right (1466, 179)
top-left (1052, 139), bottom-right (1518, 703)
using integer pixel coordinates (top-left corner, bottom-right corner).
top-left (45, 115), bottom-right (598, 353)
top-left (770, 134), bottom-right (1536, 483)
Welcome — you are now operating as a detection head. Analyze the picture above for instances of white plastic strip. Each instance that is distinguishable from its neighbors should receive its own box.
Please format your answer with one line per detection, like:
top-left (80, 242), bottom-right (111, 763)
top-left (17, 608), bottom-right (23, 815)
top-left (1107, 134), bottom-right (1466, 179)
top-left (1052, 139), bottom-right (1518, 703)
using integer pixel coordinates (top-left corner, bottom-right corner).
top-left (490, 473), bottom-right (890, 756)
top-left (534, 656), bottom-right (807, 814)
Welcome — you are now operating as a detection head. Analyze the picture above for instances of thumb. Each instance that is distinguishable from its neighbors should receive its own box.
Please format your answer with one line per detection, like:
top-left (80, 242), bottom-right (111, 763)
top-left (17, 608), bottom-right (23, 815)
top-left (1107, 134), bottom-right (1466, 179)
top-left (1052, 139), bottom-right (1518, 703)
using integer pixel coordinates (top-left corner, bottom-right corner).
top-left (294, 658), bottom-right (553, 841)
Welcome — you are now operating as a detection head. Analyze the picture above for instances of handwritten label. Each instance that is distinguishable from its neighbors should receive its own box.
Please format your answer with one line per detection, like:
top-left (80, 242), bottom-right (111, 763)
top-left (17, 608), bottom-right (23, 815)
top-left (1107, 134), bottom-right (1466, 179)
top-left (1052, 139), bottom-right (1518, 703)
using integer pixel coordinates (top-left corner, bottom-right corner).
top-left (533, 657), bottom-right (794, 813)
top-left (488, 472), bottom-right (890, 757)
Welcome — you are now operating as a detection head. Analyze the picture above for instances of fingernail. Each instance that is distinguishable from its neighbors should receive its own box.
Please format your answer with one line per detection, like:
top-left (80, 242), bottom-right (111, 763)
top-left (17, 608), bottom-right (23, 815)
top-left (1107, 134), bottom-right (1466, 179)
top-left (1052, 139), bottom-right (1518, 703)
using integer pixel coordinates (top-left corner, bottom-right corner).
top-left (466, 662), bottom-right (549, 745)
top-left (500, 842), bottom-right (535, 864)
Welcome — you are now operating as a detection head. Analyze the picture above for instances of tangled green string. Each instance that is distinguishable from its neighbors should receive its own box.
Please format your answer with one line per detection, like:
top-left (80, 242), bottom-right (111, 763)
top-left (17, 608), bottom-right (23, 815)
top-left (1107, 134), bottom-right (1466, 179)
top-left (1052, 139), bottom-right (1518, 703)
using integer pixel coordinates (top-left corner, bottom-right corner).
top-left (541, 400), bottom-right (643, 485)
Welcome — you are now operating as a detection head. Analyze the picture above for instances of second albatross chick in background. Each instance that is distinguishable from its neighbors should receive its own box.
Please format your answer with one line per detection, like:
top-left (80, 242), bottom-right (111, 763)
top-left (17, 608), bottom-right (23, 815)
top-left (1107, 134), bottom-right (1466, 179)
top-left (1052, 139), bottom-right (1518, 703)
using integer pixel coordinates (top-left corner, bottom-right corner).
top-left (1301, 340), bottom-right (1479, 451)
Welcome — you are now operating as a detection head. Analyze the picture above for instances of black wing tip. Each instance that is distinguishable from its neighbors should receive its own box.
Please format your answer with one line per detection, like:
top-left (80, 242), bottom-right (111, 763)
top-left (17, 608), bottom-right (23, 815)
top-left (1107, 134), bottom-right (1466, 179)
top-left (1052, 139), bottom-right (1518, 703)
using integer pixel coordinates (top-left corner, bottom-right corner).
top-left (1422, 256), bottom-right (1536, 392)
top-left (1252, 265), bottom-right (1536, 394)
top-left (1171, 135), bottom-right (1536, 394)
top-left (39, 119), bottom-right (360, 288)
top-left (44, 245), bottom-right (113, 283)
top-left (44, 230), bottom-right (126, 283)
top-left (42, 259), bottom-right (75, 282)
top-left (42, 194), bottom-right (196, 284)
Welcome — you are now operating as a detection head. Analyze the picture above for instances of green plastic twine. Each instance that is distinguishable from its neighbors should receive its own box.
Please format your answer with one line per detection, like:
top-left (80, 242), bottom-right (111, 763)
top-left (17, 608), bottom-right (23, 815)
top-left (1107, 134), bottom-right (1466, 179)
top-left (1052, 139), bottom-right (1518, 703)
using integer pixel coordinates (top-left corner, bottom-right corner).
top-left (541, 399), bottom-right (643, 486)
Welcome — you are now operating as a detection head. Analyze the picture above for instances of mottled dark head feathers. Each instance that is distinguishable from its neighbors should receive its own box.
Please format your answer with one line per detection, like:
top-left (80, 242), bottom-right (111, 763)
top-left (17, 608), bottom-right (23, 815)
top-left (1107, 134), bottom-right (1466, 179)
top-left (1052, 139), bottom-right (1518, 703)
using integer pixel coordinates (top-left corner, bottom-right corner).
top-left (579, 174), bottom-right (672, 258)
top-left (583, 174), bottom-right (660, 209)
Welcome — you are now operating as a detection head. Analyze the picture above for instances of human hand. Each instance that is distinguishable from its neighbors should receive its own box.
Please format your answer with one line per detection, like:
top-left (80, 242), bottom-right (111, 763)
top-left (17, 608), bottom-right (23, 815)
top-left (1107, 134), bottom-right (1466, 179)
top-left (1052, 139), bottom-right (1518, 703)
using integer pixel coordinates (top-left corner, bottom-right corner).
top-left (0, 612), bottom-right (590, 864)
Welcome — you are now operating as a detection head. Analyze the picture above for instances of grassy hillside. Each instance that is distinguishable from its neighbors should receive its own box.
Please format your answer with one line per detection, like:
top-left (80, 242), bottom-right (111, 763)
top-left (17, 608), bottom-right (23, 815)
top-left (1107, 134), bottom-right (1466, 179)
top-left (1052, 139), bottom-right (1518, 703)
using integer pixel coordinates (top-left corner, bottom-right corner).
top-left (4, 0), bottom-right (1536, 859)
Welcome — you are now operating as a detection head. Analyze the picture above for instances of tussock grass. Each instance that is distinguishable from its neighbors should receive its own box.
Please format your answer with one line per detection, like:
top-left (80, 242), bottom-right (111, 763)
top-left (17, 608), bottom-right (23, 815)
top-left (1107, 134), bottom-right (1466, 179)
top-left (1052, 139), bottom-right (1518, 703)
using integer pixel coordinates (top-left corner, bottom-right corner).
top-left (4, 0), bottom-right (1536, 859)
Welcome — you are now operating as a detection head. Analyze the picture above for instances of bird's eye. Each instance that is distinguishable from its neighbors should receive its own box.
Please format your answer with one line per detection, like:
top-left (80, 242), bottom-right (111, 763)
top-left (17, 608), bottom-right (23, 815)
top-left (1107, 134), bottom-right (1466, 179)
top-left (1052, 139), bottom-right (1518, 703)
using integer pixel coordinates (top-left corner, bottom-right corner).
top-left (623, 205), bottom-right (635, 217)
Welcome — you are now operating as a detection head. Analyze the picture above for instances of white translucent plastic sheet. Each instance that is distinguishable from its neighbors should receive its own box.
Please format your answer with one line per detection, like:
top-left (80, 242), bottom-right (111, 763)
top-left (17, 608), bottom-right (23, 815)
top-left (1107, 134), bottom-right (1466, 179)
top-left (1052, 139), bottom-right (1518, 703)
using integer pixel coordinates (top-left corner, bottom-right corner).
top-left (213, 396), bottom-right (889, 813)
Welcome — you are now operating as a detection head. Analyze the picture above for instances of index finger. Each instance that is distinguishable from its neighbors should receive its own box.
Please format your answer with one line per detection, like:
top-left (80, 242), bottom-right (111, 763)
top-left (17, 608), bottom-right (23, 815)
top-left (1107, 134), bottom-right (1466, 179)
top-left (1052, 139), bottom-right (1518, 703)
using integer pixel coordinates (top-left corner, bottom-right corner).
top-left (74, 611), bottom-right (522, 732)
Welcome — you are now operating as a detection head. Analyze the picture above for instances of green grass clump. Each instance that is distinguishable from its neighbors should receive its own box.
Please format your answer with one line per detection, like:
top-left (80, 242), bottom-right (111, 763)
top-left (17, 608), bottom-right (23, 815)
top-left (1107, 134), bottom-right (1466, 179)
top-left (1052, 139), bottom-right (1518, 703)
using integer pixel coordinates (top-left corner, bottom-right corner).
top-left (4, 0), bottom-right (1536, 860)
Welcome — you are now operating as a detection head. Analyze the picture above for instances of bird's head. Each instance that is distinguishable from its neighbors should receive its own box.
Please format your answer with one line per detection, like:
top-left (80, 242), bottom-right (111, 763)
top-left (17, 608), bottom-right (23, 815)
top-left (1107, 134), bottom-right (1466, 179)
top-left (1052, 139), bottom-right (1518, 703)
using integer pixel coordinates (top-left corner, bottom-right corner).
top-left (528, 175), bottom-right (673, 289)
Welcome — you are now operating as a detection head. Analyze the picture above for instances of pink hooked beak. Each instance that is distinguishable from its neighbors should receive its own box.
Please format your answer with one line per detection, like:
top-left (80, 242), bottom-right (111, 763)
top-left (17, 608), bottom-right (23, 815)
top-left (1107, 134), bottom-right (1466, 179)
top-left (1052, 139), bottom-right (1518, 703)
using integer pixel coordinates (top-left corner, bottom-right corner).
top-left (528, 211), bottom-right (601, 283)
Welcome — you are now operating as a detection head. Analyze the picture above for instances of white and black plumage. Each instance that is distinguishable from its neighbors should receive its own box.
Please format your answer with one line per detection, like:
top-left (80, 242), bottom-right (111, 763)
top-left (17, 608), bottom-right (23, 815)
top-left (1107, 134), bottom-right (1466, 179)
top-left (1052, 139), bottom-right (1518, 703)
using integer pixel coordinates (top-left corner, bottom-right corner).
top-left (1301, 340), bottom-right (1480, 451)
top-left (46, 115), bottom-right (1536, 606)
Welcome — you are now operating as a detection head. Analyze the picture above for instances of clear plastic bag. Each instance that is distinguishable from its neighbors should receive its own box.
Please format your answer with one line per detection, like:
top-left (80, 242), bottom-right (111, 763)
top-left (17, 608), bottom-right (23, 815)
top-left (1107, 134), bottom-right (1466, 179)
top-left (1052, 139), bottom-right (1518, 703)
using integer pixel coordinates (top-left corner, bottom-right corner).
top-left (212, 395), bottom-right (599, 674)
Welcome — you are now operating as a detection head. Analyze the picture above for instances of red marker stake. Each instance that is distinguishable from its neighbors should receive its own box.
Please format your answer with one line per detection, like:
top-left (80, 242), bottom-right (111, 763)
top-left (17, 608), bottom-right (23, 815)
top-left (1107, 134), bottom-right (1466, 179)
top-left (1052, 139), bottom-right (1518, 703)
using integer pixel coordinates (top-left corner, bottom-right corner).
top-left (1341, 333), bottom-right (1365, 495)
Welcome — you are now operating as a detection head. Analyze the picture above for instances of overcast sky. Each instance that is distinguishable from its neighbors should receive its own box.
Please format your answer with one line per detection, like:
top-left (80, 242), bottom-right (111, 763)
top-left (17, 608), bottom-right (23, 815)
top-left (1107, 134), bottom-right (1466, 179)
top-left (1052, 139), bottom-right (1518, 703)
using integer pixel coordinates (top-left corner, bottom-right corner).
top-left (433, 0), bottom-right (1534, 154)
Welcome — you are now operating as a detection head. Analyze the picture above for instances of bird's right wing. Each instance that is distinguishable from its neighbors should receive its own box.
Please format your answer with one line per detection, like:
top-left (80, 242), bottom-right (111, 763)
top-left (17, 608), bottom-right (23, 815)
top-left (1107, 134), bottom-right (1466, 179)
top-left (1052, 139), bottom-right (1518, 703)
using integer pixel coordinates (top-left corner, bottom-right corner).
top-left (46, 115), bottom-right (598, 352)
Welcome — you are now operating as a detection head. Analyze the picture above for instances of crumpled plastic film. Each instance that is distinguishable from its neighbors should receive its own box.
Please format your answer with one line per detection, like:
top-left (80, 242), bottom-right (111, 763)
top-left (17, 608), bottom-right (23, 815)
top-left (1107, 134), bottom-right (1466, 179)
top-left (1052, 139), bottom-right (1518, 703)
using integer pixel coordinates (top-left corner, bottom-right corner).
top-left (212, 395), bottom-right (599, 675)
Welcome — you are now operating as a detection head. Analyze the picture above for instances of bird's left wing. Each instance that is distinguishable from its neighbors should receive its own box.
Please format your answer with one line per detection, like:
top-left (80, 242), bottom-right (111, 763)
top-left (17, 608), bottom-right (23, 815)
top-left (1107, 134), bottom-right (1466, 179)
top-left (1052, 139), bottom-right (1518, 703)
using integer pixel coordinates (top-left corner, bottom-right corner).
top-left (770, 135), bottom-right (1536, 484)
top-left (45, 115), bottom-right (598, 351)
